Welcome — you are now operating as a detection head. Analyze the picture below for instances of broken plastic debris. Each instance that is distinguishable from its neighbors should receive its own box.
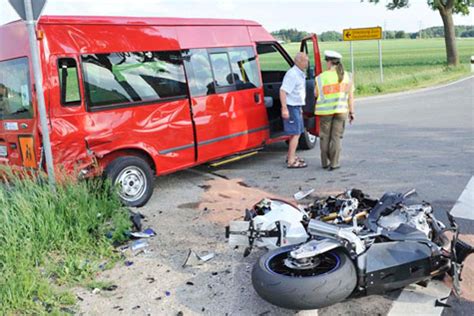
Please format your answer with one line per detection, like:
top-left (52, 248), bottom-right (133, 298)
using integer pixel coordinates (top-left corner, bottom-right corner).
top-left (124, 261), bottom-right (134, 266)
top-left (131, 240), bottom-right (149, 252)
top-left (294, 188), bottom-right (315, 200)
top-left (182, 250), bottom-right (215, 267)
top-left (130, 228), bottom-right (156, 238)
top-left (165, 291), bottom-right (171, 296)
top-left (92, 288), bottom-right (101, 294)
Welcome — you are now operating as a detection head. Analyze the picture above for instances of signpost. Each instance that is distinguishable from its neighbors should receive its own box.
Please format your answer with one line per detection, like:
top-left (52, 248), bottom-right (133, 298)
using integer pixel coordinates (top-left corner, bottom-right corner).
top-left (8, 0), bottom-right (56, 188)
top-left (343, 26), bottom-right (384, 83)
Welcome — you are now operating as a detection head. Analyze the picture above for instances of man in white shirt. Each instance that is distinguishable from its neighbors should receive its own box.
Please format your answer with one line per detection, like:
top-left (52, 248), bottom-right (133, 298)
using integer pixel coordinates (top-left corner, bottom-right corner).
top-left (279, 52), bottom-right (309, 168)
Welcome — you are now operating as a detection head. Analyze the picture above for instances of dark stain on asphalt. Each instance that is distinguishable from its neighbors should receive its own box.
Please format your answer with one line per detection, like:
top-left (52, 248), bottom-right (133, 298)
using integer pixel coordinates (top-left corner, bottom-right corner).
top-left (178, 202), bottom-right (200, 209)
top-left (237, 181), bottom-right (251, 188)
top-left (198, 184), bottom-right (211, 191)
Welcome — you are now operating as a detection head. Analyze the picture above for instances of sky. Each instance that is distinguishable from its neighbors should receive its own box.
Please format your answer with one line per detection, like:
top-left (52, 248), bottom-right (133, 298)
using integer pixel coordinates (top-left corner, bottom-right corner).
top-left (0, 0), bottom-right (473, 32)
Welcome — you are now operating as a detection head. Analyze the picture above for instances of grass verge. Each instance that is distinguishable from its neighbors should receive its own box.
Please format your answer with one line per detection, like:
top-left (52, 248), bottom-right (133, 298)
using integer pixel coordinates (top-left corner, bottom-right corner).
top-left (278, 38), bottom-right (473, 96)
top-left (0, 170), bottom-right (130, 314)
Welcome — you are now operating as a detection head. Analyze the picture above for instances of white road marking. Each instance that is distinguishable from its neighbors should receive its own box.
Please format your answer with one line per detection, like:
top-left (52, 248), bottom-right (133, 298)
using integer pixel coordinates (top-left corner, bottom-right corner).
top-left (296, 310), bottom-right (319, 316)
top-left (450, 176), bottom-right (474, 220)
top-left (388, 177), bottom-right (474, 315)
top-left (387, 280), bottom-right (451, 316)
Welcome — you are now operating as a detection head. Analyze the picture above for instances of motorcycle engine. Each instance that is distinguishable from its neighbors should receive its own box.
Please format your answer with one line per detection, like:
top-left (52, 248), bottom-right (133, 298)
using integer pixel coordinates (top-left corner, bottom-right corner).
top-left (377, 204), bottom-right (433, 237)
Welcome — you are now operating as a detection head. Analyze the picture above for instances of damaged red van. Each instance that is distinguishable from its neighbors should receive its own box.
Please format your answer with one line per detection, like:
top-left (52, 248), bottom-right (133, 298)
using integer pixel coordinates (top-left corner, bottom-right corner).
top-left (0, 16), bottom-right (321, 206)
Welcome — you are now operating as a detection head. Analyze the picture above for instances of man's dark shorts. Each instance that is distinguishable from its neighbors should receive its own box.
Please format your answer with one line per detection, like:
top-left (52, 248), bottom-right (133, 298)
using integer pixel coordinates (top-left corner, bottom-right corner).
top-left (284, 105), bottom-right (305, 135)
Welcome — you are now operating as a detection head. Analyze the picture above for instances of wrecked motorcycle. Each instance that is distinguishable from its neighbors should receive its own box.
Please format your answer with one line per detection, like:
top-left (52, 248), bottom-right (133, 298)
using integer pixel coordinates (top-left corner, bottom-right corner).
top-left (226, 189), bottom-right (474, 310)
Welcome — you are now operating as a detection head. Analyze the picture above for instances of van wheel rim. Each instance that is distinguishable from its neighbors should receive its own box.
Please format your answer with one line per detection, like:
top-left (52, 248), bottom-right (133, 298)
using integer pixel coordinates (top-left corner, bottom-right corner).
top-left (116, 166), bottom-right (147, 202)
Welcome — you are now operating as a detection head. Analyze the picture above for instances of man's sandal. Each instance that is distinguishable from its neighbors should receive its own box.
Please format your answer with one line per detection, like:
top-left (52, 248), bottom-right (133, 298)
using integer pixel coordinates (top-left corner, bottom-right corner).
top-left (285, 156), bottom-right (305, 163)
top-left (287, 160), bottom-right (307, 169)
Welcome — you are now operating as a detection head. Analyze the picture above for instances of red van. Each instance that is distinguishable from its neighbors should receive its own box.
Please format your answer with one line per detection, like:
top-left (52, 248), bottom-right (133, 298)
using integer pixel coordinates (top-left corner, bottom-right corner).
top-left (0, 16), bottom-right (321, 206)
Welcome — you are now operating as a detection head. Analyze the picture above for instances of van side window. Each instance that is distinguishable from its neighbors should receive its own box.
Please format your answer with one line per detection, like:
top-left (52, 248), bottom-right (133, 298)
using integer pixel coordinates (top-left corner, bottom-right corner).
top-left (58, 58), bottom-right (81, 106)
top-left (0, 57), bottom-right (33, 120)
top-left (182, 49), bottom-right (214, 97)
top-left (81, 51), bottom-right (187, 109)
top-left (209, 52), bottom-right (233, 88)
top-left (256, 44), bottom-right (291, 72)
top-left (228, 47), bottom-right (261, 90)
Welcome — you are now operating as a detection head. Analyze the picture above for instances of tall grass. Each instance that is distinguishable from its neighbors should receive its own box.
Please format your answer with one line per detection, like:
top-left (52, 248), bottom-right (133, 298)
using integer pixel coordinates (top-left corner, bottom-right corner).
top-left (0, 170), bottom-right (130, 314)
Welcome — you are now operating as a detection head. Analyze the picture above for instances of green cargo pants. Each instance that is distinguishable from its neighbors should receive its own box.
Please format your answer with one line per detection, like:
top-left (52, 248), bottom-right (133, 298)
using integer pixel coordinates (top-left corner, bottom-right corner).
top-left (319, 113), bottom-right (347, 169)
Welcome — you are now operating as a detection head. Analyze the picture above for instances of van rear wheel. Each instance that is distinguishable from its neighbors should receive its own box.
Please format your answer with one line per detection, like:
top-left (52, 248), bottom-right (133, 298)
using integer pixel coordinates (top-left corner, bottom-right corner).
top-left (105, 156), bottom-right (154, 207)
top-left (298, 130), bottom-right (317, 150)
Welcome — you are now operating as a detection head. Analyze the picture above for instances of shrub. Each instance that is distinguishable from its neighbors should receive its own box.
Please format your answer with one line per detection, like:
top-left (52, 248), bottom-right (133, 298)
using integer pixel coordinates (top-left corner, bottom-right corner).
top-left (0, 170), bottom-right (130, 314)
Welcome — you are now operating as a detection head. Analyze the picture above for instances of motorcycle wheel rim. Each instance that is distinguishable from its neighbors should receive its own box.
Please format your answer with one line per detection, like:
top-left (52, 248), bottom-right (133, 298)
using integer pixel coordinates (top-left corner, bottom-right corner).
top-left (266, 249), bottom-right (340, 277)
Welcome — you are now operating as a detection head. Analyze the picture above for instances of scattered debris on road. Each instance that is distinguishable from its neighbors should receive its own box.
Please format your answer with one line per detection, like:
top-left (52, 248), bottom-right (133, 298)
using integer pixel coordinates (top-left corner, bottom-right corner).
top-left (182, 249), bottom-right (215, 267)
top-left (130, 228), bottom-right (156, 239)
top-left (293, 188), bottom-right (315, 200)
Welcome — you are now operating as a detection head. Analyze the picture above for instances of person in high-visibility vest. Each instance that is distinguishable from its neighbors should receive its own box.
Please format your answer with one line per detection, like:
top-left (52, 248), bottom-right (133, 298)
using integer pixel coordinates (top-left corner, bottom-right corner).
top-left (315, 50), bottom-right (355, 170)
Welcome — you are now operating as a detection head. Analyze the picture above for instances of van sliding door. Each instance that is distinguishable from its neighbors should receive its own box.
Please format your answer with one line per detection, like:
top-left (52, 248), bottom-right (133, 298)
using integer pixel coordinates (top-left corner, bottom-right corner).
top-left (182, 47), bottom-right (267, 163)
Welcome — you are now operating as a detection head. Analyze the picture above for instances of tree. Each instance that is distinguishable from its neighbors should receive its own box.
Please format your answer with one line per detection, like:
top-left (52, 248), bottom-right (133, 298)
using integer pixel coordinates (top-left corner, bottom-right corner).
top-left (365, 0), bottom-right (473, 66)
top-left (319, 31), bottom-right (342, 42)
top-left (395, 30), bottom-right (408, 38)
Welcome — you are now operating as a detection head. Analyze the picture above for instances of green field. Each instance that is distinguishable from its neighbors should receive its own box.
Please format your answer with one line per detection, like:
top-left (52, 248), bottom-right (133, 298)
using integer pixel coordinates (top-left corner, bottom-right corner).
top-left (280, 38), bottom-right (474, 96)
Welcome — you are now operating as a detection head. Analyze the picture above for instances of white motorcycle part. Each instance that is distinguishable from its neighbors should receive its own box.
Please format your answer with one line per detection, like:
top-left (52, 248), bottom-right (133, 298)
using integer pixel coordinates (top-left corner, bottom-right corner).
top-left (377, 204), bottom-right (433, 238)
top-left (227, 199), bottom-right (309, 249)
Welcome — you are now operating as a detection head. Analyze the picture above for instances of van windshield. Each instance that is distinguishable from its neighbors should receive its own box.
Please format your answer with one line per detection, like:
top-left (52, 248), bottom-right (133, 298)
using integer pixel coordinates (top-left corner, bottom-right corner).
top-left (0, 57), bottom-right (33, 120)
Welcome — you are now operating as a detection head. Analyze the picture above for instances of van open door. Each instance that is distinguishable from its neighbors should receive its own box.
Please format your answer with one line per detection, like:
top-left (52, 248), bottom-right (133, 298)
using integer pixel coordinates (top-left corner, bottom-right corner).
top-left (300, 34), bottom-right (322, 137)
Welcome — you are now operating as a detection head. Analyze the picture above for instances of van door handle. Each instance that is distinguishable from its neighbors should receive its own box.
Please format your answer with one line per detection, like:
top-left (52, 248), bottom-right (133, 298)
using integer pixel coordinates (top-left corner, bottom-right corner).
top-left (254, 92), bottom-right (261, 104)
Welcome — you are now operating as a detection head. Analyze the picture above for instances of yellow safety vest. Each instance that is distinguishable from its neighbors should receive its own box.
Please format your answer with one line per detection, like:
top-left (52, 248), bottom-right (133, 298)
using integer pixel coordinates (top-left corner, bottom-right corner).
top-left (315, 71), bottom-right (352, 115)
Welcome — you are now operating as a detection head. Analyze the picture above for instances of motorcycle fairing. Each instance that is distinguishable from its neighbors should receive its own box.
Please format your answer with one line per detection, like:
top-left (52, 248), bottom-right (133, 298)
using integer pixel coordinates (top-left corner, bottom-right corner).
top-left (363, 241), bottom-right (441, 294)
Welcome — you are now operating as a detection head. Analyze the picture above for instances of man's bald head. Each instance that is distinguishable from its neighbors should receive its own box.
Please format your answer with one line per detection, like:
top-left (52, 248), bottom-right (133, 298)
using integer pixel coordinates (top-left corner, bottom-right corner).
top-left (294, 52), bottom-right (309, 71)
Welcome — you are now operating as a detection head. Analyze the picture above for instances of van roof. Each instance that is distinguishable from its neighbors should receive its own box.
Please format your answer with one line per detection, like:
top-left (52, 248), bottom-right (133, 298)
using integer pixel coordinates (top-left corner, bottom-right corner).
top-left (36, 15), bottom-right (261, 27)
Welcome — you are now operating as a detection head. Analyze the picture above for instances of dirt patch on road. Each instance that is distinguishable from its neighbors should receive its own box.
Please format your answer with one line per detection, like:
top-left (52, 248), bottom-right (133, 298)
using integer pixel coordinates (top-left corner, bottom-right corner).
top-left (199, 178), bottom-right (284, 225)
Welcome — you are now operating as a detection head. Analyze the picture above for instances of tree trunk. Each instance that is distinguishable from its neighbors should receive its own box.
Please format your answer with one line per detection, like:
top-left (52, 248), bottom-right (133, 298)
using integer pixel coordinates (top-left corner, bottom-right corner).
top-left (439, 7), bottom-right (459, 66)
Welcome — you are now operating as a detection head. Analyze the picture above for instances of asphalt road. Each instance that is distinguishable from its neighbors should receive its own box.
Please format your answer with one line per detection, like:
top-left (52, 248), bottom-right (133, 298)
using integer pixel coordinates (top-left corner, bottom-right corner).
top-left (206, 76), bottom-right (474, 233)
top-left (194, 76), bottom-right (474, 315)
top-left (79, 77), bottom-right (473, 315)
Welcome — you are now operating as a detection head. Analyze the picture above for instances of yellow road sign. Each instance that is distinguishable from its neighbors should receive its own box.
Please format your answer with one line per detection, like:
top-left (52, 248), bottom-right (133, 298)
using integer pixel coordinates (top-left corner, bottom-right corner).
top-left (343, 27), bottom-right (382, 41)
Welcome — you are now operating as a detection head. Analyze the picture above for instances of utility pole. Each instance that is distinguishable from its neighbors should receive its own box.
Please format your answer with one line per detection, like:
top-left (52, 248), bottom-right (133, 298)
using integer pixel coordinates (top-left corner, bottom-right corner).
top-left (419, 20), bottom-right (423, 39)
top-left (9, 0), bottom-right (56, 188)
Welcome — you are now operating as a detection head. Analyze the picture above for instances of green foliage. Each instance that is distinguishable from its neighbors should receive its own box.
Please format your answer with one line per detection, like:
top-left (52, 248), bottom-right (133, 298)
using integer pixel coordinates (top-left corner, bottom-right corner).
top-left (395, 30), bottom-right (408, 38)
top-left (365, 0), bottom-right (472, 15)
top-left (414, 25), bottom-right (474, 38)
top-left (319, 31), bottom-right (342, 42)
top-left (461, 29), bottom-right (474, 37)
top-left (271, 28), bottom-right (309, 42)
top-left (0, 170), bottom-right (130, 314)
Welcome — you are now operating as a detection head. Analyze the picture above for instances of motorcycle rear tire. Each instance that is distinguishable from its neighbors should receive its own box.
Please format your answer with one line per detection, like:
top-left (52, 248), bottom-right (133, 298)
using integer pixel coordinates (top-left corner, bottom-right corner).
top-left (252, 246), bottom-right (357, 310)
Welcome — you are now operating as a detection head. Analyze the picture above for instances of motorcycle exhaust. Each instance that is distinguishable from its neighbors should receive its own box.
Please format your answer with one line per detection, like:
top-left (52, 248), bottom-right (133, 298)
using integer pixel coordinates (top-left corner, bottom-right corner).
top-left (308, 220), bottom-right (365, 255)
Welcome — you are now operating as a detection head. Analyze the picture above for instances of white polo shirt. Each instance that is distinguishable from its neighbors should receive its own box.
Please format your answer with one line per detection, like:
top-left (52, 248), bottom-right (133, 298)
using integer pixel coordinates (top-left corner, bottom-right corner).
top-left (280, 65), bottom-right (306, 106)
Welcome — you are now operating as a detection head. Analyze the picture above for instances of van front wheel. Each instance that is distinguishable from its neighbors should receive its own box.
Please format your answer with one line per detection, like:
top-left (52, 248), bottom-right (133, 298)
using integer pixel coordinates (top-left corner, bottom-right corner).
top-left (105, 156), bottom-right (154, 207)
top-left (298, 130), bottom-right (317, 150)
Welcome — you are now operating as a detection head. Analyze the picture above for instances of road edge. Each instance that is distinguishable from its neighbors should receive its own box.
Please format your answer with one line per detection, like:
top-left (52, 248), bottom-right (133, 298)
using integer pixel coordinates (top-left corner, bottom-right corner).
top-left (356, 75), bottom-right (474, 102)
